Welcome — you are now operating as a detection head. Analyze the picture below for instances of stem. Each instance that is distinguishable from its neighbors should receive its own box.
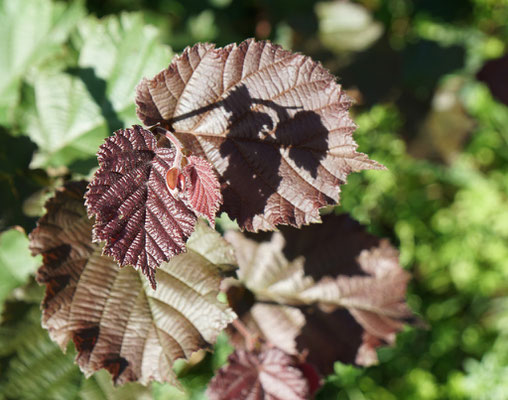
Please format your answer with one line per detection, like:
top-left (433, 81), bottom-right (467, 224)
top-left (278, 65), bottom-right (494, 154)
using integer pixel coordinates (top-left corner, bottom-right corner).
top-left (154, 126), bottom-right (185, 168)
top-left (165, 130), bottom-right (184, 153)
top-left (232, 319), bottom-right (258, 351)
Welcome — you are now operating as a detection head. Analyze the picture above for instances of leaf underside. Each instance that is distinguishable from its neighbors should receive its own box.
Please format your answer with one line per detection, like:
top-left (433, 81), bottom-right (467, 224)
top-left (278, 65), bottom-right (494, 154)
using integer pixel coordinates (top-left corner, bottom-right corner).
top-left (206, 348), bottom-right (310, 400)
top-left (136, 39), bottom-right (383, 231)
top-left (225, 214), bottom-right (414, 374)
top-left (29, 181), bottom-right (236, 385)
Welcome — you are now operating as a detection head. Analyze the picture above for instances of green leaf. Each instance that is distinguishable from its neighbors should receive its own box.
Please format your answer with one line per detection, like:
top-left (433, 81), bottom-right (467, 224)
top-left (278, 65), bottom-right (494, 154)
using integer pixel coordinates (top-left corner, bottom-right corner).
top-left (25, 12), bottom-right (172, 169)
top-left (0, 0), bottom-right (85, 125)
top-left (0, 228), bottom-right (40, 315)
top-left (25, 71), bottom-right (108, 168)
top-left (76, 13), bottom-right (173, 117)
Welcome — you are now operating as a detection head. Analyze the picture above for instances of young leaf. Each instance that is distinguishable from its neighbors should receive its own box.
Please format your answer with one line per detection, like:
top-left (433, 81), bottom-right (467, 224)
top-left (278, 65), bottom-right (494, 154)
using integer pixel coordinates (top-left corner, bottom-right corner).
top-left (85, 126), bottom-right (198, 287)
top-left (135, 39), bottom-right (382, 232)
top-left (30, 181), bottom-right (236, 385)
top-left (182, 155), bottom-right (222, 227)
top-left (225, 214), bottom-right (414, 373)
top-left (206, 348), bottom-right (310, 400)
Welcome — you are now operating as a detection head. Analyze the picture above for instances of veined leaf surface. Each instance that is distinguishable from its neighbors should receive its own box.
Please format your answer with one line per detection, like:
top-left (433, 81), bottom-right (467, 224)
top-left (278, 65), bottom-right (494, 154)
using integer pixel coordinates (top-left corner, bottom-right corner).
top-left (30, 181), bottom-right (236, 384)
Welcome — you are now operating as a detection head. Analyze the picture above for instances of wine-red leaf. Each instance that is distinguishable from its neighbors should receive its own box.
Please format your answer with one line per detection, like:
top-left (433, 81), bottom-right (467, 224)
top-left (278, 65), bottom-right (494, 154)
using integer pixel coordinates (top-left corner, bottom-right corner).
top-left (182, 155), bottom-right (222, 227)
top-left (136, 39), bottom-right (383, 231)
top-left (225, 214), bottom-right (415, 373)
top-left (29, 182), bottom-right (236, 385)
top-left (85, 125), bottom-right (197, 287)
top-left (207, 348), bottom-right (310, 400)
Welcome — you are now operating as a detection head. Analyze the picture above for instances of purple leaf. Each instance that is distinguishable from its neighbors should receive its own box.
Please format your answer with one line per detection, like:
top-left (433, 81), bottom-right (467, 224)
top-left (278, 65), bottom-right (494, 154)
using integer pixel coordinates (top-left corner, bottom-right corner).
top-left (85, 125), bottom-right (197, 288)
top-left (136, 39), bottom-right (383, 231)
top-left (477, 54), bottom-right (508, 106)
top-left (224, 214), bottom-right (415, 373)
top-left (182, 155), bottom-right (222, 227)
top-left (29, 182), bottom-right (236, 385)
top-left (207, 348), bottom-right (310, 400)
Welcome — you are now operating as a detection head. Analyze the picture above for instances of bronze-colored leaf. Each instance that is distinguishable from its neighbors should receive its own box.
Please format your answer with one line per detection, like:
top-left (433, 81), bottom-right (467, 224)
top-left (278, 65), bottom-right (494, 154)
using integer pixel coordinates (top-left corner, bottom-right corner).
top-left (29, 182), bottom-right (236, 385)
top-left (136, 39), bottom-right (382, 231)
top-left (225, 214), bottom-right (414, 373)
top-left (206, 348), bottom-right (310, 400)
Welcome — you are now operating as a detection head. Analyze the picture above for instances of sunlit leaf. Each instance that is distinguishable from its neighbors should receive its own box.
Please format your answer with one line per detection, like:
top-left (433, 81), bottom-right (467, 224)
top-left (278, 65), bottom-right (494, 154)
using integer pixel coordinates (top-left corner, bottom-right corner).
top-left (0, 0), bottom-right (84, 125)
top-left (24, 13), bottom-right (171, 169)
top-left (29, 181), bottom-right (236, 384)
top-left (225, 214), bottom-right (414, 373)
top-left (182, 155), bottom-right (222, 227)
top-left (206, 348), bottom-right (309, 400)
top-left (136, 39), bottom-right (382, 231)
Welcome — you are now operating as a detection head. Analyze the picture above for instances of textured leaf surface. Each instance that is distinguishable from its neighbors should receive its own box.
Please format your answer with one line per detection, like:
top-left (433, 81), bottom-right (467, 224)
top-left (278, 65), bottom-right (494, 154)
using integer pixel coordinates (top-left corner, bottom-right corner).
top-left (182, 155), bottom-right (222, 226)
top-left (85, 126), bottom-right (197, 287)
top-left (206, 348), bottom-right (309, 400)
top-left (136, 39), bottom-right (382, 231)
top-left (225, 214), bottom-right (414, 372)
top-left (25, 12), bottom-right (171, 168)
top-left (29, 181), bottom-right (236, 384)
top-left (0, 302), bottom-right (151, 400)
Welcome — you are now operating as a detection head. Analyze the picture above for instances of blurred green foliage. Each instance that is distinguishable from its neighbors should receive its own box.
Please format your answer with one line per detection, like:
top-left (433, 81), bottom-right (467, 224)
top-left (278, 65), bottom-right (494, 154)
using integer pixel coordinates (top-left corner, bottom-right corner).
top-left (1, 0), bottom-right (508, 398)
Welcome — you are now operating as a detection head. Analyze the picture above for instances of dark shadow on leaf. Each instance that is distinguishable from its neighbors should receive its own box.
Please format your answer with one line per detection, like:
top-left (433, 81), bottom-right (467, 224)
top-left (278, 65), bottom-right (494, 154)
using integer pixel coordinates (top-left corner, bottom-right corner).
top-left (218, 85), bottom-right (284, 228)
top-left (66, 67), bottom-right (123, 133)
top-left (296, 307), bottom-right (363, 374)
top-left (220, 85), bottom-right (328, 176)
top-left (240, 214), bottom-right (380, 279)
top-left (280, 214), bottom-right (380, 279)
top-left (170, 84), bottom-right (330, 229)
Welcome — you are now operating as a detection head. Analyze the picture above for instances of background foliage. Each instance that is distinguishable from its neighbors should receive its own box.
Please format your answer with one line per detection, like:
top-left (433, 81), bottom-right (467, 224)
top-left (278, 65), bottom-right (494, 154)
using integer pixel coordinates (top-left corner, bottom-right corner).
top-left (1, 0), bottom-right (508, 398)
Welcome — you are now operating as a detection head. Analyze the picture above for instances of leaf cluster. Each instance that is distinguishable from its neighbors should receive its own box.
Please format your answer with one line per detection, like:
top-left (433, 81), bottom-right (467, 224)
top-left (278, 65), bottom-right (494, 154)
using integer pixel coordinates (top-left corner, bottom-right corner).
top-left (16, 27), bottom-right (413, 399)
top-left (5, 0), bottom-right (481, 398)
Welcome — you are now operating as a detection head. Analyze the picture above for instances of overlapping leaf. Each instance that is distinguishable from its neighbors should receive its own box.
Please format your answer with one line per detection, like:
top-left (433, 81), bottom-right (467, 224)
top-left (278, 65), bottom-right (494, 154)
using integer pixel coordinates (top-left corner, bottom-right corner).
top-left (182, 155), bottom-right (222, 227)
top-left (0, 0), bottom-right (84, 125)
top-left (0, 301), bottom-right (151, 400)
top-left (29, 181), bottom-right (236, 385)
top-left (206, 348), bottom-right (310, 400)
top-left (135, 39), bottom-right (382, 231)
top-left (24, 12), bottom-right (171, 168)
top-left (85, 126), bottom-right (201, 287)
top-left (225, 214), bottom-right (414, 373)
